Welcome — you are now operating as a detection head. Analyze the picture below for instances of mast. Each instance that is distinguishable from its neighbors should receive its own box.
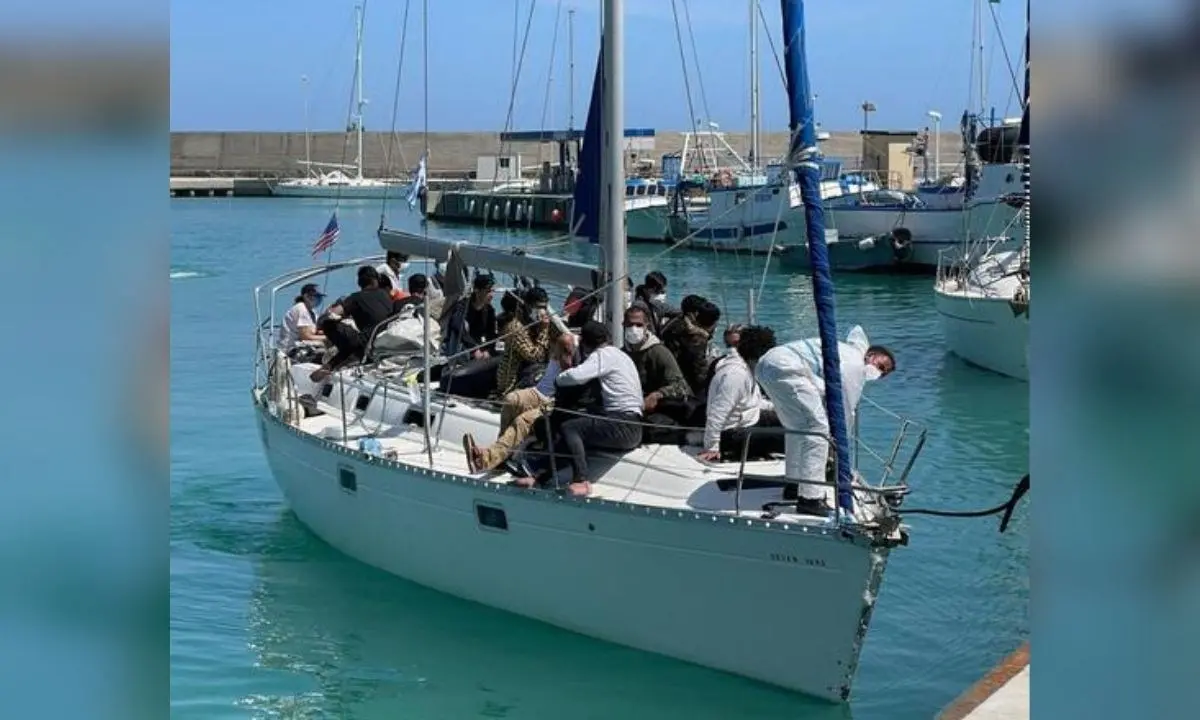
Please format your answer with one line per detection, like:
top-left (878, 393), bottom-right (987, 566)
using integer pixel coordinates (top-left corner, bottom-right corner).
top-left (602, 0), bottom-right (626, 341)
top-left (301, 74), bottom-right (311, 175)
top-left (421, 0), bottom-right (432, 457)
top-left (976, 0), bottom-right (986, 116)
top-left (354, 2), bottom-right (366, 180)
top-left (1019, 0), bottom-right (1029, 250)
top-left (568, 8), bottom-right (576, 134)
top-left (780, 0), bottom-right (853, 514)
top-left (749, 0), bottom-right (760, 169)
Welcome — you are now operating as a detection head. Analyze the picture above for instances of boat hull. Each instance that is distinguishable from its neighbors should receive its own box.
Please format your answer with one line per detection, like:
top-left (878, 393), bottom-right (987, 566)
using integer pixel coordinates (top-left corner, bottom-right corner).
top-left (625, 203), bottom-right (671, 243)
top-left (255, 401), bottom-right (890, 703)
top-left (270, 183), bottom-right (410, 199)
top-left (934, 288), bottom-right (1029, 380)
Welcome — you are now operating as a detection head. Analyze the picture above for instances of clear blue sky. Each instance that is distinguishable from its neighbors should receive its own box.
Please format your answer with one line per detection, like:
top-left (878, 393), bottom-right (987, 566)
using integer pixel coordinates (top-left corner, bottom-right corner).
top-left (170, 0), bottom-right (1028, 133)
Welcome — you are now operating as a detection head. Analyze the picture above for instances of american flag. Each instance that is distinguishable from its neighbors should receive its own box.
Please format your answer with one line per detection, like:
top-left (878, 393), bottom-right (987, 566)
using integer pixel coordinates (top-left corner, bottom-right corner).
top-left (311, 212), bottom-right (340, 257)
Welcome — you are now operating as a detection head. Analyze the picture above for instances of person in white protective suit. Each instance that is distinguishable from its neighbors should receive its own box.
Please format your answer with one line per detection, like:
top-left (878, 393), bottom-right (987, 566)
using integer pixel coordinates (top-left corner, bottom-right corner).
top-left (754, 325), bottom-right (896, 515)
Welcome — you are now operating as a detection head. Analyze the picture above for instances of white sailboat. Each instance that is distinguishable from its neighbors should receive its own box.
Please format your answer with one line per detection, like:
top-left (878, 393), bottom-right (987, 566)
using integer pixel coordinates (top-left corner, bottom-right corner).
top-left (253, 0), bottom-right (923, 702)
top-left (934, 0), bottom-right (1030, 381)
top-left (271, 3), bottom-right (408, 200)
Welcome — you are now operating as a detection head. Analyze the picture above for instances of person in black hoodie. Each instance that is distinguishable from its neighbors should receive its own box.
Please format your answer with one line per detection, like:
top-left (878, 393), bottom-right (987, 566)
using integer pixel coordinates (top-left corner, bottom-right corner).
top-left (463, 274), bottom-right (499, 358)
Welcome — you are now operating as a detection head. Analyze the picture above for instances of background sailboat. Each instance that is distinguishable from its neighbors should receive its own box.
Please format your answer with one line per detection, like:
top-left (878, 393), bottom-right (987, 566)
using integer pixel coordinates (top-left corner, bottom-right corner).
top-left (933, 0), bottom-right (1030, 381)
top-left (271, 3), bottom-right (409, 199)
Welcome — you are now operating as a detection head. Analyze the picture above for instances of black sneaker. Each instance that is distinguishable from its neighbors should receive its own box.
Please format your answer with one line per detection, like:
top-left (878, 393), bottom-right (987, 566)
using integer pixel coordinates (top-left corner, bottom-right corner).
top-left (794, 496), bottom-right (833, 517)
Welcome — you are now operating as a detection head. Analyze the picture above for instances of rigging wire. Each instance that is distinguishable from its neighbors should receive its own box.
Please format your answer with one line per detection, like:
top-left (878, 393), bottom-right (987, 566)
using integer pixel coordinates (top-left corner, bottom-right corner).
top-left (668, 0), bottom-right (703, 170)
top-left (679, 0), bottom-right (713, 128)
top-left (321, 0), bottom-right (370, 298)
top-left (537, 0), bottom-right (566, 166)
top-left (380, 0), bottom-right (415, 225)
top-left (491, 0), bottom-right (540, 191)
top-left (984, 1), bottom-right (1022, 111)
top-left (756, 2), bottom-right (788, 96)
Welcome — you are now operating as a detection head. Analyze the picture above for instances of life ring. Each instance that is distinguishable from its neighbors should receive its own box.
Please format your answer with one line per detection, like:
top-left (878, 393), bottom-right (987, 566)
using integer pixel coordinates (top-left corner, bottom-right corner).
top-left (890, 228), bottom-right (914, 262)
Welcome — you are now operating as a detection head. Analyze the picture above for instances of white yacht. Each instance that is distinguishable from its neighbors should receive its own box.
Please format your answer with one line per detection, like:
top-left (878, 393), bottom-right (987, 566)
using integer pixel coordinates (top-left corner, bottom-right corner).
top-left (934, 243), bottom-right (1029, 380)
top-left (253, 0), bottom-right (929, 703)
top-left (270, 4), bottom-right (408, 200)
top-left (935, 5), bottom-right (1030, 381)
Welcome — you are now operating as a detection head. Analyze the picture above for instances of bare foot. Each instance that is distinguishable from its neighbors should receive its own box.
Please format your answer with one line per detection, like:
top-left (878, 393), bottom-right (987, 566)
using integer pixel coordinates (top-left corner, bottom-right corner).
top-left (513, 476), bottom-right (538, 488)
top-left (568, 480), bottom-right (591, 497)
top-left (310, 368), bottom-right (332, 383)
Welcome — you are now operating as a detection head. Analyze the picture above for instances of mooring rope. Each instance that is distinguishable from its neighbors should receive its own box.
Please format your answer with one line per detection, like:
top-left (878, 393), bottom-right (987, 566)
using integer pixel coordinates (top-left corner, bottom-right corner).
top-left (898, 474), bottom-right (1028, 533)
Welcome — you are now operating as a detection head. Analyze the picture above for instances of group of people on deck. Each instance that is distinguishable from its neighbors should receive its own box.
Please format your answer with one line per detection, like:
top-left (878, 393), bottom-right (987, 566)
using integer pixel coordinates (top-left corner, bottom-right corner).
top-left (456, 271), bottom-right (896, 508)
top-left (280, 261), bottom-right (896, 509)
top-left (277, 252), bottom-right (435, 382)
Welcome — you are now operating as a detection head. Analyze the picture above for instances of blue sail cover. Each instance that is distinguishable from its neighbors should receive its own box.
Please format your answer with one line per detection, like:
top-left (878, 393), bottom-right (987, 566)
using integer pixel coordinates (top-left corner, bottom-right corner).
top-left (569, 40), bottom-right (605, 244)
top-left (780, 0), bottom-right (853, 513)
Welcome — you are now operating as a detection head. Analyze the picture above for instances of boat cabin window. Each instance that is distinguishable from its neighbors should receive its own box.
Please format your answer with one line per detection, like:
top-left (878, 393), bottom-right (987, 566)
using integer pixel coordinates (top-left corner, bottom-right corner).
top-left (625, 185), bottom-right (634, 197)
top-left (338, 466), bottom-right (357, 493)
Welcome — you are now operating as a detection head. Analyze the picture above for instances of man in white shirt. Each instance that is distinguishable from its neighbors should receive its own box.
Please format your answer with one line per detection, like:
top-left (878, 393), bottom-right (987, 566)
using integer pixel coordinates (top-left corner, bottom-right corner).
top-left (375, 252), bottom-right (409, 295)
top-left (515, 321), bottom-right (643, 496)
top-left (755, 325), bottom-right (895, 513)
top-left (278, 283), bottom-right (326, 355)
top-left (697, 325), bottom-right (782, 463)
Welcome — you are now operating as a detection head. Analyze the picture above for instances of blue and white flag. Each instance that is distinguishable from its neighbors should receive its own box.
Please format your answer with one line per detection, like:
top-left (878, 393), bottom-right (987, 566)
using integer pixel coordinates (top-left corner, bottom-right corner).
top-left (407, 153), bottom-right (427, 210)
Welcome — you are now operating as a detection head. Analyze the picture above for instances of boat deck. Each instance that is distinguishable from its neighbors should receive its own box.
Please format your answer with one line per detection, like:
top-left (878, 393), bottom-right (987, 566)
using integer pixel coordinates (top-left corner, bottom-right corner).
top-left (294, 389), bottom-right (876, 527)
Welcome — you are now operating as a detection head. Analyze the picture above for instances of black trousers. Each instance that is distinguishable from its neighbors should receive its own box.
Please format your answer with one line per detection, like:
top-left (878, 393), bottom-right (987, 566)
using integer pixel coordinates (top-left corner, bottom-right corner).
top-left (719, 409), bottom-right (785, 461)
top-left (529, 408), bottom-right (642, 484)
top-left (319, 318), bottom-right (366, 370)
top-left (559, 410), bottom-right (643, 482)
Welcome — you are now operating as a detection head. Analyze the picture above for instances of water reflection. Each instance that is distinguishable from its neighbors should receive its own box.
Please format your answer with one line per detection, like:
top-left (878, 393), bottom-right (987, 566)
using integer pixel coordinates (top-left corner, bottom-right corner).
top-left (243, 513), bottom-right (854, 720)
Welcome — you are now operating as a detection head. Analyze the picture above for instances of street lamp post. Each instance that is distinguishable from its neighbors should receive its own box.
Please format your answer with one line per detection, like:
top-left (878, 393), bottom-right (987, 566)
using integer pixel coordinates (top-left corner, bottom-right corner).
top-left (927, 109), bottom-right (942, 180)
top-left (861, 101), bottom-right (876, 131)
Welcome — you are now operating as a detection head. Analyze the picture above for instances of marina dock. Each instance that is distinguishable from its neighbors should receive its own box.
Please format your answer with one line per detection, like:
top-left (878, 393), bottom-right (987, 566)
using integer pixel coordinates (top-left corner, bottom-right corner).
top-left (425, 188), bottom-right (572, 230)
top-left (170, 177), bottom-right (273, 197)
top-left (938, 643), bottom-right (1029, 720)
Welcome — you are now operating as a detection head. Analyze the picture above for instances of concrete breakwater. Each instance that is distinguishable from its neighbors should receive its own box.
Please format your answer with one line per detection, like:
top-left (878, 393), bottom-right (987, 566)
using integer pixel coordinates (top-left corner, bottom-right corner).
top-left (171, 130), bottom-right (964, 178)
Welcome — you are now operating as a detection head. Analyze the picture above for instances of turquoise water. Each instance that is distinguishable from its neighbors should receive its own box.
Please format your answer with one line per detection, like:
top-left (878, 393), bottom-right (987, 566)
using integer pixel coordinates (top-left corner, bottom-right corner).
top-left (171, 197), bottom-right (1029, 719)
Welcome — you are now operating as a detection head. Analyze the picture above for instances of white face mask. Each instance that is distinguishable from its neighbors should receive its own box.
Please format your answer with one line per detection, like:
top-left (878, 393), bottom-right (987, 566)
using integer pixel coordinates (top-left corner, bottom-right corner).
top-left (624, 326), bottom-right (647, 347)
top-left (863, 364), bottom-right (883, 382)
top-left (651, 293), bottom-right (667, 303)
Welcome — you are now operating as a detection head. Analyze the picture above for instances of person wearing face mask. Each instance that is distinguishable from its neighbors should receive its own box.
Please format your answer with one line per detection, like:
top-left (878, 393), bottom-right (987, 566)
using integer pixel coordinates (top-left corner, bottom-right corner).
top-left (494, 287), bottom-right (561, 398)
top-left (279, 283), bottom-right (327, 357)
top-left (621, 307), bottom-right (693, 435)
top-left (375, 251), bottom-right (410, 295)
top-left (752, 325), bottom-right (896, 516)
top-left (631, 270), bottom-right (673, 334)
